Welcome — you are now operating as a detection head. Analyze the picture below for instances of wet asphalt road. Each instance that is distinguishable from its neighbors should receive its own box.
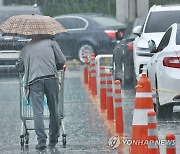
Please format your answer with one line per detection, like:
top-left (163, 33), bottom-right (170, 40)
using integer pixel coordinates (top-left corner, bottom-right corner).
top-left (0, 63), bottom-right (180, 154)
top-left (0, 65), bottom-right (119, 154)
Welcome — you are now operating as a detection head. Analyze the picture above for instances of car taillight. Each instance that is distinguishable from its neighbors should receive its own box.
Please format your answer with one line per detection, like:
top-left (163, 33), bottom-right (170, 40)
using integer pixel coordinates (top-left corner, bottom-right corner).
top-left (163, 57), bottom-right (180, 68)
top-left (127, 42), bottom-right (133, 51)
top-left (105, 30), bottom-right (116, 38)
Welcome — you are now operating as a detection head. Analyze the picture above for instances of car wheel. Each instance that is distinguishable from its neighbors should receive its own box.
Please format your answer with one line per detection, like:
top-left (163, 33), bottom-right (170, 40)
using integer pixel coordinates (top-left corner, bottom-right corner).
top-left (114, 62), bottom-right (123, 81)
top-left (123, 68), bottom-right (135, 89)
top-left (113, 49), bottom-right (123, 82)
top-left (123, 49), bottom-right (136, 90)
top-left (78, 43), bottom-right (94, 63)
top-left (155, 76), bottom-right (173, 120)
top-left (123, 65), bottom-right (135, 89)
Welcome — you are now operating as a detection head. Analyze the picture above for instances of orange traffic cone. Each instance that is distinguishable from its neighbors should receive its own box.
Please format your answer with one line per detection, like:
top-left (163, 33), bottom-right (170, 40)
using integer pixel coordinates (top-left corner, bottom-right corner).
top-left (166, 134), bottom-right (176, 154)
top-left (130, 74), bottom-right (154, 154)
top-left (83, 49), bottom-right (89, 60)
top-left (114, 80), bottom-right (123, 135)
top-left (100, 66), bottom-right (106, 110)
top-left (90, 57), bottom-right (97, 95)
top-left (88, 53), bottom-right (95, 90)
top-left (83, 55), bottom-right (89, 84)
top-left (106, 72), bottom-right (114, 121)
top-left (147, 111), bottom-right (159, 154)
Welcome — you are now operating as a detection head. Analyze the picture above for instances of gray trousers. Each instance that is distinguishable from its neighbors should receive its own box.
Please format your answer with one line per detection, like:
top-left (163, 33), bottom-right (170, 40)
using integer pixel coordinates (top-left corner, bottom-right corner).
top-left (29, 78), bottom-right (60, 144)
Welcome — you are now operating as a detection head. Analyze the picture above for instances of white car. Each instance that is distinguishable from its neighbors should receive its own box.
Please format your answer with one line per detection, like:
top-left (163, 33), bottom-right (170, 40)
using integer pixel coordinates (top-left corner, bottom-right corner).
top-left (147, 23), bottom-right (180, 119)
top-left (133, 4), bottom-right (180, 80)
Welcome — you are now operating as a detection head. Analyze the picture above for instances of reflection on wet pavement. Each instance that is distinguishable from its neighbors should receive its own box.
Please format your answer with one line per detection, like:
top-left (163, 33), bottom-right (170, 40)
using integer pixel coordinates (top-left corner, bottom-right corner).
top-left (21, 146), bottom-right (61, 154)
top-left (0, 65), bottom-right (180, 153)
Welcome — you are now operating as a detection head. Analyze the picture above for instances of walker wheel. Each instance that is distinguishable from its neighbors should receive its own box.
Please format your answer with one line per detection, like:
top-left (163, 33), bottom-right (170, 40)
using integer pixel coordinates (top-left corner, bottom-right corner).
top-left (25, 135), bottom-right (29, 145)
top-left (62, 136), bottom-right (66, 148)
top-left (20, 136), bottom-right (24, 147)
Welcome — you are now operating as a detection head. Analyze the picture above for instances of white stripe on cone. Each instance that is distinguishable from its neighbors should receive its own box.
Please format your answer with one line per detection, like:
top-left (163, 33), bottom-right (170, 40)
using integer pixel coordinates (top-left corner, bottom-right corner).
top-left (132, 109), bottom-right (154, 125)
top-left (136, 92), bottom-right (152, 98)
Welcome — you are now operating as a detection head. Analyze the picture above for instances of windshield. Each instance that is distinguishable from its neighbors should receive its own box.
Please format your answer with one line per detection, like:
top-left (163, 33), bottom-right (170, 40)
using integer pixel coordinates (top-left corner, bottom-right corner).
top-left (0, 9), bottom-right (41, 24)
top-left (145, 11), bottom-right (180, 33)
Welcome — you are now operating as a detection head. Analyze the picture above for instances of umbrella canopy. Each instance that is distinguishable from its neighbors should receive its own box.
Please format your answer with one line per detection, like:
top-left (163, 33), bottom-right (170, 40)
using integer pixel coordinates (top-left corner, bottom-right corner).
top-left (0, 14), bottom-right (67, 38)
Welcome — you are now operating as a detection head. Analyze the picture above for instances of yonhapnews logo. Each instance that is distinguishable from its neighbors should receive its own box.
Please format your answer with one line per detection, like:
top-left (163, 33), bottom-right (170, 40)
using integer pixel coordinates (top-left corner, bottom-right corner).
top-left (108, 136), bottom-right (121, 149)
top-left (108, 135), bottom-right (176, 149)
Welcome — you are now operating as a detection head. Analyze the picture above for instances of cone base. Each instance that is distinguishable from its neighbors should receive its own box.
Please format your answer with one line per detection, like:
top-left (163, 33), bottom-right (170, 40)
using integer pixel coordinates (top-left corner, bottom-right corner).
top-left (130, 125), bottom-right (148, 154)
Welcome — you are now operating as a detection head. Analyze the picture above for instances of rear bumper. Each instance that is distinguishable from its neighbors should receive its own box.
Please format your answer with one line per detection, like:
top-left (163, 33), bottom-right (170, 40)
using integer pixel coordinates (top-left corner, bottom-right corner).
top-left (0, 59), bottom-right (18, 73)
top-left (0, 64), bottom-right (16, 69)
top-left (0, 65), bottom-right (18, 73)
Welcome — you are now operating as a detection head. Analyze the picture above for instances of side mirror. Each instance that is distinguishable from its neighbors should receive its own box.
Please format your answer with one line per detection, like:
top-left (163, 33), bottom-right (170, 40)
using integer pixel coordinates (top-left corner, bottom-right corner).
top-left (148, 40), bottom-right (157, 53)
top-left (133, 26), bottom-right (142, 37)
top-left (115, 29), bottom-right (124, 41)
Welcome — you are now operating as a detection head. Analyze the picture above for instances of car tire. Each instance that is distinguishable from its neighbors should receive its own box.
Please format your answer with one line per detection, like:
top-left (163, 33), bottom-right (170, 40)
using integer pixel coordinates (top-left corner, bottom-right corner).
top-left (155, 76), bottom-right (173, 120)
top-left (123, 70), bottom-right (135, 90)
top-left (78, 43), bottom-right (94, 63)
top-left (123, 49), bottom-right (135, 89)
top-left (123, 68), bottom-right (135, 90)
top-left (113, 47), bottom-right (123, 82)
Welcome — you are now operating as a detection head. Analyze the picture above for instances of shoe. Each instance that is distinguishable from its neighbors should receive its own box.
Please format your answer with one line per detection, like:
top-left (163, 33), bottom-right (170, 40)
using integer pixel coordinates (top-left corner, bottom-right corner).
top-left (35, 143), bottom-right (47, 150)
top-left (48, 140), bottom-right (58, 149)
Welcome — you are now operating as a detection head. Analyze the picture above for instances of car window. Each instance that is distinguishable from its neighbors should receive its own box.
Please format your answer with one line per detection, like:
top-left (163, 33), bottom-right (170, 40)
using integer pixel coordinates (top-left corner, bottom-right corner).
top-left (134, 18), bottom-right (145, 27)
top-left (135, 18), bottom-right (145, 33)
top-left (91, 16), bottom-right (124, 27)
top-left (123, 21), bottom-right (134, 39)
top-left (157, 28), bottom-right (172, 51)
top-left (0, 9), bottom-right (41, 24)
top-left (123, 18), bottom-right (144, 39)
top-left (56, 17), bottom-right (87, 30)
top-left (176, 25), bottom-right (180, 45)
top-left (145, 11), bottom-right (180, 33)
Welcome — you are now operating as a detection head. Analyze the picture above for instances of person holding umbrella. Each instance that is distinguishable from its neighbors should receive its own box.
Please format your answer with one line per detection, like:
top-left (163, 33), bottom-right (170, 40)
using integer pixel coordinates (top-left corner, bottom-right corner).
top-left (0, 15), bottom-right (66, 150)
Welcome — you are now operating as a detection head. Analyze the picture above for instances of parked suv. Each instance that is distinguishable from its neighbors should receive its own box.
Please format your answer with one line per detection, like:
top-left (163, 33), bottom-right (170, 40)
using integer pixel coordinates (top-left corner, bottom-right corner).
top-left (0, 5), bottom-right (41, 73)
top-left (133, 4), bottom-right (180, 79)
top-left (113, 18), bottom-right (144, 89)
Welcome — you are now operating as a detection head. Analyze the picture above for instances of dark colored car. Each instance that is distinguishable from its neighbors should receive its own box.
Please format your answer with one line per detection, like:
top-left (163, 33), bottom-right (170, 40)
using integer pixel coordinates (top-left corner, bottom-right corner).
top-left (0, 5), bottom-right (42, 73)
top-left (54, 13), bottom-right (126, 62)
top-left (113, 18), bottom-right (144, 88)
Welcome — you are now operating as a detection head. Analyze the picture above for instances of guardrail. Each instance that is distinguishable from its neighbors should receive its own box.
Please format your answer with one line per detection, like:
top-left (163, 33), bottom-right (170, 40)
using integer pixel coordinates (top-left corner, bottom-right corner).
top-left (95, 54), bottom-right (113, 96)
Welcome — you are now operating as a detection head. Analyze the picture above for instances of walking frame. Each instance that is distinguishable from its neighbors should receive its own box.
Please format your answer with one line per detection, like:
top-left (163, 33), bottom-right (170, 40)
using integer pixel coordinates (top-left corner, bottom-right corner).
top-left (19, 69), bottom-right (66, 148)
